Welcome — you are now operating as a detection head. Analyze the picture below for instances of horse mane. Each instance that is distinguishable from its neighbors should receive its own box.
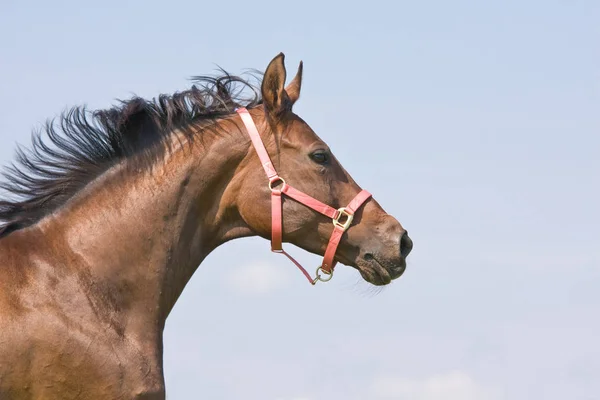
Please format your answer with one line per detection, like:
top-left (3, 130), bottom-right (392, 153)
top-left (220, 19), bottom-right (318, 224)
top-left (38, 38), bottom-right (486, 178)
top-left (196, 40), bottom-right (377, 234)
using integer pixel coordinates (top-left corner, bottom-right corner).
top-left (0, 70), bottom-right (263, 237)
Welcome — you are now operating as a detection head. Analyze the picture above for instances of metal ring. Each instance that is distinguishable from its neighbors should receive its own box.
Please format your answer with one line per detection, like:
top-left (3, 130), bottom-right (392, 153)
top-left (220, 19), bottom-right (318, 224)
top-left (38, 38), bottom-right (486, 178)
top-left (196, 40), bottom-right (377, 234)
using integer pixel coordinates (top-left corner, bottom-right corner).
top-left (268, 177), bottom-right (286, 191)
top-left (312, 266), bottom-right (333, 284)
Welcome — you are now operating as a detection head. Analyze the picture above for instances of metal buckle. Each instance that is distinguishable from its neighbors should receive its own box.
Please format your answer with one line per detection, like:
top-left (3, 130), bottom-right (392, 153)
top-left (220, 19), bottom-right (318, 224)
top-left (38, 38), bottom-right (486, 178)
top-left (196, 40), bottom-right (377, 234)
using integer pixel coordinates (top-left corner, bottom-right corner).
top-left (312, 266), bottom-right (333, 284)
top-left (333, 207), bottom-right (353, 231)
top-left (268, 176), bottom-right (286, 192)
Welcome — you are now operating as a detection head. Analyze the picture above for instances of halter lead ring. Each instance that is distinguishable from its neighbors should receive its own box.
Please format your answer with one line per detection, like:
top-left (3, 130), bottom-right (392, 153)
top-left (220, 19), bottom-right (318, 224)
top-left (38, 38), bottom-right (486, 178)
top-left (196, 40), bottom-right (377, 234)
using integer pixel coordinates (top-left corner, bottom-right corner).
top-left (313, 266), bottom-right (334, 284)
top-left (236, 107), bottom-right (372, 285)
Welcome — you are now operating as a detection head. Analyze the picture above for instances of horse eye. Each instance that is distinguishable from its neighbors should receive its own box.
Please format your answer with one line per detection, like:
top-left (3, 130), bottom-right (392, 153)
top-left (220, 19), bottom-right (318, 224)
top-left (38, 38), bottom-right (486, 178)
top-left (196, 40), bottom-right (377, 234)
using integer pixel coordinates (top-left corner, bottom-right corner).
top-left (310, 151), bottom-right (330, 165)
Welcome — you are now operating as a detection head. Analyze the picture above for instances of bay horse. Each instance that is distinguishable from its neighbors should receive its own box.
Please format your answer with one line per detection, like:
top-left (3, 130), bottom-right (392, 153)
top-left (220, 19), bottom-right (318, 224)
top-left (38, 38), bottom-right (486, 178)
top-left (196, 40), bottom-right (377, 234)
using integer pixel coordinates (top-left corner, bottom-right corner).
top-left (0, 53), bottom-right (412, 399)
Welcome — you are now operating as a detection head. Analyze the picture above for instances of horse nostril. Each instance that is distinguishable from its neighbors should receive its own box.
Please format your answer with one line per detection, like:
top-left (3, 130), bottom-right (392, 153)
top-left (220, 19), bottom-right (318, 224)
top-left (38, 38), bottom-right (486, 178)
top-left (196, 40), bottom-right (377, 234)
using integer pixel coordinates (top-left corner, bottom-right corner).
top-left (400, 231), bottom-right (413, 258)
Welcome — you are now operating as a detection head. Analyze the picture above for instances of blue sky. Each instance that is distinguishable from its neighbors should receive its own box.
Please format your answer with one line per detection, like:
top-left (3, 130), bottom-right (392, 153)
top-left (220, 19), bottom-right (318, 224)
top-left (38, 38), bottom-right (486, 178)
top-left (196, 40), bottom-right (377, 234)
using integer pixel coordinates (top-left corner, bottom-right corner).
top-left (1, 1), bottom-right (599, 399)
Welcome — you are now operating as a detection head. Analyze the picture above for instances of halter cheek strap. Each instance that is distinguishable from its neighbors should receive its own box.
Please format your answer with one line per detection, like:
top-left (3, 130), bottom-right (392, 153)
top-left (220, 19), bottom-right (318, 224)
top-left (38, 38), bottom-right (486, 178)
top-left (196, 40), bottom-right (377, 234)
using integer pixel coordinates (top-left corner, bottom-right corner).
top-left (236, 107), bottom-right (372, 285)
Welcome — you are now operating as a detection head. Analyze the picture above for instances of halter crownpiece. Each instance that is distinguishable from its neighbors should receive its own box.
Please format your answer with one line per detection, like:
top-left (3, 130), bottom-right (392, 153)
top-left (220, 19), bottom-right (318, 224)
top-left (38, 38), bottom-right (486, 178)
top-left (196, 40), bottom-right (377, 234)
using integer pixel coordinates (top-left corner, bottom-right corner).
top-left (236, 107), bottom-right (372, 285)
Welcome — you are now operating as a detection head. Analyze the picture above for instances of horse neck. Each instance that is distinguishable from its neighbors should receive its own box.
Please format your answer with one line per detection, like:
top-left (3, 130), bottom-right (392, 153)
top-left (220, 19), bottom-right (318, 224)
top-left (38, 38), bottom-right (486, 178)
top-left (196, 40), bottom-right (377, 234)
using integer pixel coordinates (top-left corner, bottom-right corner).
top-left (37, 119), bottom-right (254, 341)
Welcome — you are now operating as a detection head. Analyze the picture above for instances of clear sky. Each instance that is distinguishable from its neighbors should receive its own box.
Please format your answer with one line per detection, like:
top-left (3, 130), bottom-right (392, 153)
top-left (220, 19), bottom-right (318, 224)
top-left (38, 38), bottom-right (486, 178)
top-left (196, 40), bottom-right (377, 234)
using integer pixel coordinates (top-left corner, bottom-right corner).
top-left (1, 1), bottom-right (599, 399)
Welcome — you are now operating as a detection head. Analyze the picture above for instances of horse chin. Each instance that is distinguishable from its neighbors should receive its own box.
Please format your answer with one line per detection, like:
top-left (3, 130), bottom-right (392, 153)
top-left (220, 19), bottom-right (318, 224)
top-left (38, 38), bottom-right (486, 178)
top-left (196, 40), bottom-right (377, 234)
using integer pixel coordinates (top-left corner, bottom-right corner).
top-left (354, 256), bottom-right (405, 286)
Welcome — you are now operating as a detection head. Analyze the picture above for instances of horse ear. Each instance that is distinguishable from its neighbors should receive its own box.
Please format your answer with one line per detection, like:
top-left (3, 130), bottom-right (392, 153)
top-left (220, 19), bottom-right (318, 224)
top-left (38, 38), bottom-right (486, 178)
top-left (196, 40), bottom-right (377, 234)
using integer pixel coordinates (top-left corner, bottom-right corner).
top-left (261, 53), bottom-right (291, 117)
top-left (285, 61), bottom-right (303, 105)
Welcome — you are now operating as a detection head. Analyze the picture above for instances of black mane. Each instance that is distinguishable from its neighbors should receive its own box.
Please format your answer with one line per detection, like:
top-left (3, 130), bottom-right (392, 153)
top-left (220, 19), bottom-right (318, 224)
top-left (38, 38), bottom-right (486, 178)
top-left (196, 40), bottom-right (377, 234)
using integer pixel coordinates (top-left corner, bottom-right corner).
top-left (0, 71), bottom-right (262, 237)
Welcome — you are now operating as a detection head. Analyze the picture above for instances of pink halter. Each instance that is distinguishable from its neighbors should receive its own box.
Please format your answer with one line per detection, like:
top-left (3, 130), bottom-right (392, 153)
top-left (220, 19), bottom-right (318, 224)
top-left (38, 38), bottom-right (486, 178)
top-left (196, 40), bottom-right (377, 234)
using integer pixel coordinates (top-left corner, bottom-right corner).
top-left (236, 107), bottom-right (372, 285)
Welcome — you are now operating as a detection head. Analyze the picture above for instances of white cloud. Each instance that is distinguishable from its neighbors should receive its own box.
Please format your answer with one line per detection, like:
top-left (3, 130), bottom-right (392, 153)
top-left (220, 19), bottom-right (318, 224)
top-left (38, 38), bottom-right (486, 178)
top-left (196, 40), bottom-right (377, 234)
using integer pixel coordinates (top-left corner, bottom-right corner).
top-left (224, 262), bottom-right (289, 295)
top-left (371, 370), bottom-right (498, 400)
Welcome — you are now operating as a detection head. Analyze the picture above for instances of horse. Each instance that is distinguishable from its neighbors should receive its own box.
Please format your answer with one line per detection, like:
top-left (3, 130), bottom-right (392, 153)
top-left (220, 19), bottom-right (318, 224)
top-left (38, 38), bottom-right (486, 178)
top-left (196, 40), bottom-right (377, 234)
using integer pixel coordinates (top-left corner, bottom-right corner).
top-left (0, 53), bottom-right (413, 399)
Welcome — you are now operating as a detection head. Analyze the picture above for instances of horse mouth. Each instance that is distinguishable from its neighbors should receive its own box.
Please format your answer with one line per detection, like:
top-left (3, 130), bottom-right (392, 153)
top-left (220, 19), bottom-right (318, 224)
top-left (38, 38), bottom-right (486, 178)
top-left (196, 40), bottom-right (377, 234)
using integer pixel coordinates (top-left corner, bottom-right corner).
top-left (356, 255), bottom-right (406, 286)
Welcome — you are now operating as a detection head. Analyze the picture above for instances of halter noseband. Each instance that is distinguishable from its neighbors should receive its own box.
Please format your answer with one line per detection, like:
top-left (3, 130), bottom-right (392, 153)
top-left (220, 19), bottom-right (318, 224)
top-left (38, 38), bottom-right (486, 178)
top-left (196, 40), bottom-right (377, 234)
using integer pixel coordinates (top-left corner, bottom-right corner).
top-left (236, 107), bottom-right (372, 285)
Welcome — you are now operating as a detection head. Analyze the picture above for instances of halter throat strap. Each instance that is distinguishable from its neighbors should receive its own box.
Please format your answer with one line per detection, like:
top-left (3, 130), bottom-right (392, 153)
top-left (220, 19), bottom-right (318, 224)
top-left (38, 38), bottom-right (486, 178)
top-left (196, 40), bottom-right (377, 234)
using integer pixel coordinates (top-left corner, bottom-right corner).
top-left (236, 107), bottom-right (371, 285)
